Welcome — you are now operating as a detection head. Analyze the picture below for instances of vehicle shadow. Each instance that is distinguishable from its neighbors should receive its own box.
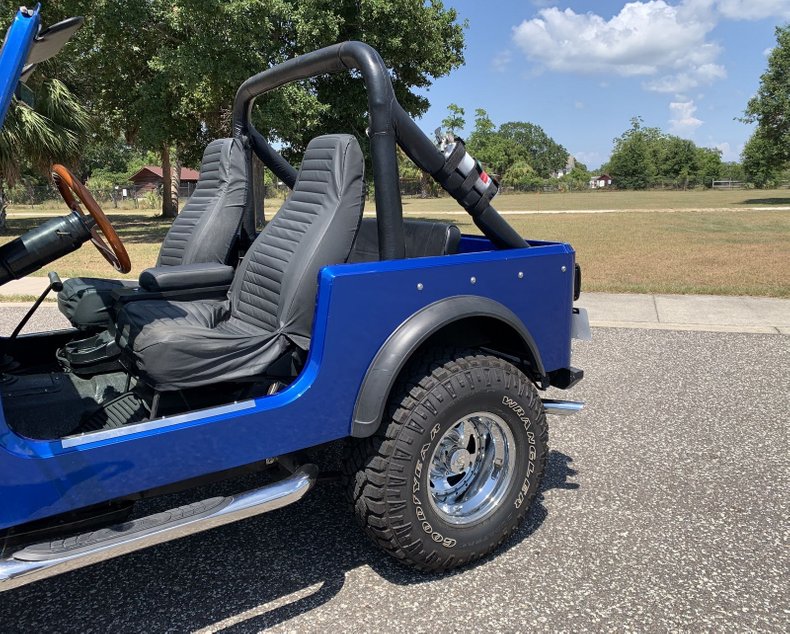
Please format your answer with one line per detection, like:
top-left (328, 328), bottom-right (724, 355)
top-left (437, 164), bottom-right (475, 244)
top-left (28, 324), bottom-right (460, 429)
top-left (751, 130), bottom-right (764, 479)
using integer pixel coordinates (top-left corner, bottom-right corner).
top-left (736, 197), bottom-right (790, 206)
top-left (0, 450), bottom-right (578, 633)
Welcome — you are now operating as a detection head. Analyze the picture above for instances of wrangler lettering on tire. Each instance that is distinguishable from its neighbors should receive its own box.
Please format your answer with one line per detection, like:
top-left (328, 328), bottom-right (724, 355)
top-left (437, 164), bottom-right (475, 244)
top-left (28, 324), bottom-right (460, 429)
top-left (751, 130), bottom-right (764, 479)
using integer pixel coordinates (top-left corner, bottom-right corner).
top-left (344, 348), bottom-right (549, 572)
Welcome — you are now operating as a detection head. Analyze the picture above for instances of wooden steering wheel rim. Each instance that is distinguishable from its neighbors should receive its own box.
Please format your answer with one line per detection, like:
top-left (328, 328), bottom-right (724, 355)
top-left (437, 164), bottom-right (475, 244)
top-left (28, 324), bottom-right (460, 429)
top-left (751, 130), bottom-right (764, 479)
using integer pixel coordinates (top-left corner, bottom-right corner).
top-left (52, 164), bottom-right (131, 274)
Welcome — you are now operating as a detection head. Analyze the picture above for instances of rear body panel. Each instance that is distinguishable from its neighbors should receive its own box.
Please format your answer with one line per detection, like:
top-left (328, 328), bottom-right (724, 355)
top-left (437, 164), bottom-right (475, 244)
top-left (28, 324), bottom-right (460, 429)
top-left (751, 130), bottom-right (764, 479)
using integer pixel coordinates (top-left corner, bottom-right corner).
top-left (0, 238), bottom-right (575, 530)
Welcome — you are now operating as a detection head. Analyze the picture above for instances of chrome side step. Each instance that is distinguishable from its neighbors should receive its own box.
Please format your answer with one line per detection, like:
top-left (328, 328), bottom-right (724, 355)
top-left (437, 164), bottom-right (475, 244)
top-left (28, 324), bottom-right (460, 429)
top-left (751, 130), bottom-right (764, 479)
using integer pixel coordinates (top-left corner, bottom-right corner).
top-left (542, 399), bottom-right (585, 416)
top-left (0, 464), bottom-right (318, 592)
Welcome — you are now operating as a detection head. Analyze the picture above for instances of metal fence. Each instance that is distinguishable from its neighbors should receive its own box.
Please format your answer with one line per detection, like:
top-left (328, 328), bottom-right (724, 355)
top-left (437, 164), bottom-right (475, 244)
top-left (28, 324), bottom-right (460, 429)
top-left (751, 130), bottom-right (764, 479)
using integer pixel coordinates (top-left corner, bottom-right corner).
top-left (712, 180), bottom-right (745, 189)
top-left (3, 183), bottom-right (200, 209)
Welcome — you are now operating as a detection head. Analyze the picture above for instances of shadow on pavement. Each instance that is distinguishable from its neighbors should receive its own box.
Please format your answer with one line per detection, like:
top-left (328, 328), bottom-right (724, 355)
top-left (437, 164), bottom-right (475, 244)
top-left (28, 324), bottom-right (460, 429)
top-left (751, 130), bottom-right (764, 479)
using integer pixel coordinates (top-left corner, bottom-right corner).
top-left (0, 450), bottom-right (577, 632)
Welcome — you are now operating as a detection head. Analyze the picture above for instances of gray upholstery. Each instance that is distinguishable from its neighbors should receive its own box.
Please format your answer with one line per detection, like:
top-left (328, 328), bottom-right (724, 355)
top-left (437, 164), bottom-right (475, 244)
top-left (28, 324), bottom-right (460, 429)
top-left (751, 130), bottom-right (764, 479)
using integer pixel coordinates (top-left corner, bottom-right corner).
top-left (138, 263), bottom-right (235, 292)
top-left (56, 278), bottom-right (139, 329)
top-left (349, 218), bottom-right (461, 262)
top-left (58, 138), bottom-right (248, 328)
top-left (116, 134), bottom-right (365, 391)
top-left (156, 138), bottom-right (248, 267)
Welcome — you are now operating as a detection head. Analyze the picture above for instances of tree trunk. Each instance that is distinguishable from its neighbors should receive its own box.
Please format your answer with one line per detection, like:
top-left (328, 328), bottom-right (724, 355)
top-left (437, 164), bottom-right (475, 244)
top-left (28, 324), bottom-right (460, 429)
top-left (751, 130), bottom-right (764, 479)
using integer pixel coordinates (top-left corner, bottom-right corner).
top-left (0, 181), bottom-right (7, 231)
top-left (161, 145), bottom-right (180, 218)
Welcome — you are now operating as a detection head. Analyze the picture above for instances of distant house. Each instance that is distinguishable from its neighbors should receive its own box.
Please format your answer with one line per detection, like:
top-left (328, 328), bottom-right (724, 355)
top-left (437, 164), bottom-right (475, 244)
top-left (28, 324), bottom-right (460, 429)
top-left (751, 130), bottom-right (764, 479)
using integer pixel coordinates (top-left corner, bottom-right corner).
top-left (589, 173), bottom-right (613, 189)
top-left (129, 166), bottom-right (200, 197)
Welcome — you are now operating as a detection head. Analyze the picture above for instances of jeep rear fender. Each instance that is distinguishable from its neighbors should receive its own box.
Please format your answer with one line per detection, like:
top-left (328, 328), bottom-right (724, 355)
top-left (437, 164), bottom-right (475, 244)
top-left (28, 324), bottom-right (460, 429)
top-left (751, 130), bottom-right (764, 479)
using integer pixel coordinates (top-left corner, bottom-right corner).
top-left (351, 295), bottom-right (546, 437)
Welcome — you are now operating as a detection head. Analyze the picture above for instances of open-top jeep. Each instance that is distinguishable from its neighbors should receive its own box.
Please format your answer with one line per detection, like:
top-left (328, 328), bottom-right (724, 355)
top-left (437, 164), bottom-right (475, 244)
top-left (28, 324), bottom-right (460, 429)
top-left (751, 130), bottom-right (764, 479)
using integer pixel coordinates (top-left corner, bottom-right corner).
top-left (0, 6), bottom-right (588, 591)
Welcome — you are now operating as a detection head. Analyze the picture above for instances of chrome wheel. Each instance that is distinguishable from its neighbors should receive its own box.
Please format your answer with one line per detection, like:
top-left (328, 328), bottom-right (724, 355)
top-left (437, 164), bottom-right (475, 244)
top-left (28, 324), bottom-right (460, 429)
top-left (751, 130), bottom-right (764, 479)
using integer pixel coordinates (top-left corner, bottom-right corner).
top-left (428, 412), bottom-right (516, 525)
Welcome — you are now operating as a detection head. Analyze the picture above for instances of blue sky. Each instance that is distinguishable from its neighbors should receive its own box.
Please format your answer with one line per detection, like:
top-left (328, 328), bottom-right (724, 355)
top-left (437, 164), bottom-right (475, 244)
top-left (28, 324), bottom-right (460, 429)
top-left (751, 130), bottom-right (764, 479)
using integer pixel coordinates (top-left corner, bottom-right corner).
top-left (416, 0), bottom-right (789, 170)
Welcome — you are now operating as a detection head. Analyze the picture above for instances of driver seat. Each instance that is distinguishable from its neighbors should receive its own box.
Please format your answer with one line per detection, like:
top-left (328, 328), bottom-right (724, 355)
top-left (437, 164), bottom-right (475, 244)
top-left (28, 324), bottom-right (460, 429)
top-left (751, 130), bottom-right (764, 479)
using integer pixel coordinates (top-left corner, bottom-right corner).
top-left (115, 134), bottom-right (364, 391)
top-left (57, 137), bottom-right (248, 329)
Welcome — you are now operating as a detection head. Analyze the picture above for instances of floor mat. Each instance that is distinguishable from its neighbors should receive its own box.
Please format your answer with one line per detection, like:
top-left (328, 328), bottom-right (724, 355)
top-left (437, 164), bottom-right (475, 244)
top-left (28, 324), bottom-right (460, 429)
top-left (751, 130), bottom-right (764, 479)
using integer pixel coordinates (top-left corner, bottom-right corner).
top-left (76, 391), bottom-right (150, 433)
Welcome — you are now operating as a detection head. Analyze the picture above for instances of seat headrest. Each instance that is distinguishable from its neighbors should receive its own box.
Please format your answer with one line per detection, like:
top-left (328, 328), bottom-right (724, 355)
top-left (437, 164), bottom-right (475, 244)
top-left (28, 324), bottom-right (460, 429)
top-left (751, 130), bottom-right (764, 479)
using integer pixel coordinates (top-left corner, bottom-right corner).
top-left (295, 134), bottom-right (365, 194)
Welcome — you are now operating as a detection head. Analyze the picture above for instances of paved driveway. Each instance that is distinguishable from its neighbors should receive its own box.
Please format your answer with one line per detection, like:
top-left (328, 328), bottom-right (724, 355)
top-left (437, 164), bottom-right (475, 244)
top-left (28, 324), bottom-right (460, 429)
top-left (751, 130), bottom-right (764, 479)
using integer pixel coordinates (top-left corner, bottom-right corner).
top-left (0, 312), bottom-right (787, 632)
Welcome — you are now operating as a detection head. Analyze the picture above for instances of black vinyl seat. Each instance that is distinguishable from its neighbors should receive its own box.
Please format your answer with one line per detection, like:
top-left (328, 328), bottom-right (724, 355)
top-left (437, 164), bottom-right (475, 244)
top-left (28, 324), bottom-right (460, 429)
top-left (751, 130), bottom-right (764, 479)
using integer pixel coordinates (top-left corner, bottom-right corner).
top-left (348, 218), bottom-right (461, 262)
top-left (115, 134), bottom-right (364, 391)
top-left (57, 137), bottom-right (248, 329)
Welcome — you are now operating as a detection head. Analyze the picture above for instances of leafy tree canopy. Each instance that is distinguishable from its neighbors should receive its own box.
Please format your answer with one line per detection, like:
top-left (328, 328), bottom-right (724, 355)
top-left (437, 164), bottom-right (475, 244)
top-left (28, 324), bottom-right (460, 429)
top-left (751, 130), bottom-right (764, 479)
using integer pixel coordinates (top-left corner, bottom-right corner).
top-left (606, 117), bottom-right (723, 189)
top-left (44, 0), bottom-right (465, 164)
top-left (464, 109), bottom-right (568, 179)
top-left (741, 24), bottom-right (790, 184)
top-left (441, 103), bottom-right (466, 135)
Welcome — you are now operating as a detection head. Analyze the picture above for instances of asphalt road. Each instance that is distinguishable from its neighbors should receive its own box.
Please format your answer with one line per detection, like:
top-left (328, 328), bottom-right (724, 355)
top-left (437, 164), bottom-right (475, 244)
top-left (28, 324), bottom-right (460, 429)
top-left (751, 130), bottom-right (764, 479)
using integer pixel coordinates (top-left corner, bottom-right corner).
top-left (0, 307), bottom-right (787, 632)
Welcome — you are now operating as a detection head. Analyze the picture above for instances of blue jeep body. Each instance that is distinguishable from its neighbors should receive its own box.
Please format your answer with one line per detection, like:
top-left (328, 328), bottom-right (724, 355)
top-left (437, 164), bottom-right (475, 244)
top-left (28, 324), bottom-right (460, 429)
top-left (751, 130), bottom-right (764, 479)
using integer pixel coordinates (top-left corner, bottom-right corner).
top-left (0, 6), bottom-right (585, 588)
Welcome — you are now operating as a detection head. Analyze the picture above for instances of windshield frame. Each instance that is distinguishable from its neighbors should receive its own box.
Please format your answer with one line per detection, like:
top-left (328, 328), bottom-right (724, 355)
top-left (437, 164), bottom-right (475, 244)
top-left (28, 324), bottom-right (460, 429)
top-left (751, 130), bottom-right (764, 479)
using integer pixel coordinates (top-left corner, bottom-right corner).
top-left (0, 5), bottom-right (41, 128)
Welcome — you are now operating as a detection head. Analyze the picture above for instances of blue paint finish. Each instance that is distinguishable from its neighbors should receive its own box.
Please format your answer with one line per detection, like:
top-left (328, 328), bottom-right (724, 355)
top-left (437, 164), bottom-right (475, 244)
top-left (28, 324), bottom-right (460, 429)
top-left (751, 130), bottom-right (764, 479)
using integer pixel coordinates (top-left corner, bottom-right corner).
top-left (0, 238), bottom-right (575, 530)
top-left (0, 7), bottom-right (39, 127)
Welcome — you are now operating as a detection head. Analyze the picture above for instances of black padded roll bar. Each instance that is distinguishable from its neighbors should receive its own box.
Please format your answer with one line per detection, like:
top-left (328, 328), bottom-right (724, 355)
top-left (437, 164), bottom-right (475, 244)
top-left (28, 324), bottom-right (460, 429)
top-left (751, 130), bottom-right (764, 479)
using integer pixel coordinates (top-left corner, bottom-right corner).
top-left (232, 41), bottom-right (525, 259)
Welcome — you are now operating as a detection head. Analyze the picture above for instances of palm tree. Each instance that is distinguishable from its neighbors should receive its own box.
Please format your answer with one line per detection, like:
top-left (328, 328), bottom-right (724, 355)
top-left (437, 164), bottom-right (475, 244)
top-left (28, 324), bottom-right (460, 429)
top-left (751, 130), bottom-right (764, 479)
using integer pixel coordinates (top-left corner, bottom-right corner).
top-left (0, 62), bottom-right (90, 228)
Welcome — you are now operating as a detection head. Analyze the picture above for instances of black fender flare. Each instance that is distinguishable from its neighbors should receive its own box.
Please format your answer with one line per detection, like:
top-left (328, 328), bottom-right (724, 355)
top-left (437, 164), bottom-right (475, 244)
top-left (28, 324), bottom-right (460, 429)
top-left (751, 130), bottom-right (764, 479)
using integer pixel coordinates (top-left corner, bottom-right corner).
top-left (351, 295), bottom-right (546, 437)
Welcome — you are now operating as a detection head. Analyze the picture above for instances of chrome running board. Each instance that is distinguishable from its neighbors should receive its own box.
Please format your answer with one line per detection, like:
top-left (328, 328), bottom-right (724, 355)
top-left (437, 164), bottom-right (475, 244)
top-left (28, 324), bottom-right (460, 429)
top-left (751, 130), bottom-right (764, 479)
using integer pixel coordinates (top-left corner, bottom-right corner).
top-left (0, 463), bottom-right (318, 592)
top-left (542, 399), bottom-right (585, 416)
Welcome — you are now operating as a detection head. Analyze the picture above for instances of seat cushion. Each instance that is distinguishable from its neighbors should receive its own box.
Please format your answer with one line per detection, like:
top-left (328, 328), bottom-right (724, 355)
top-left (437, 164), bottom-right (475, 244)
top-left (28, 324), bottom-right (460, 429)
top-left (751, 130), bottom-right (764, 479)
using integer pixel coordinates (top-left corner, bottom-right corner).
top-left (57, 277), bottom-right (139, 329)
top-left (116, 299), bottom-right (289, 391)
top-left (348, 218), bottom-right (461, 263)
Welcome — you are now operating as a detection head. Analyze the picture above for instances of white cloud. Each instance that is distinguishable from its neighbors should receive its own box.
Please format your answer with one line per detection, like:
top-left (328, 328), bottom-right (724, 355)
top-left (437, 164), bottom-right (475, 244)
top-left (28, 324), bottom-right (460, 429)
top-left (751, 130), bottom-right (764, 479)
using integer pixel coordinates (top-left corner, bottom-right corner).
top-left (491, 50), bottom-right (512, 72)
top-left (715, 0), bottom-right (790, 20)
top-left (511, 0), bottom-right (789, 94)
top-left (574, 150), bottom-right (604, 168)
top-left (512, 2), bottom-right (729, 93)
top-left (763, 47), bottom-right (774, 56)
top-left (713, 141), bottom-right (743, 161)
top-left (669, 99), bottom-right (704, 135)
top-left (513, 2), bottom-right (718, 77)
top-left (644, 62), bottom-right (726, 93)
top-left (574, 101), bottom-right (585, 109)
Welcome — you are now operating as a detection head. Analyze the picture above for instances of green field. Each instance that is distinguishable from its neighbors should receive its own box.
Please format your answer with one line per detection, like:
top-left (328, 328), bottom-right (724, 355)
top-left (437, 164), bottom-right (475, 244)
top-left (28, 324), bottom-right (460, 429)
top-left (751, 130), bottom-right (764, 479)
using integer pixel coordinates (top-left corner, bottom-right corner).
top-left (396, 187), bottom-right (790, 213)
top-left (2, 189), bottom-right (789, 298)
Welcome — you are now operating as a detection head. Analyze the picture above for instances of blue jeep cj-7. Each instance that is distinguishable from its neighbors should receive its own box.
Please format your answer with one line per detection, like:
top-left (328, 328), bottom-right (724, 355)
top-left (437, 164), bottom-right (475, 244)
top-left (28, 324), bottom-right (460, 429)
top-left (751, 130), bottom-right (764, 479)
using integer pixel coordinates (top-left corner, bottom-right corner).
top-left (0, 6), bottom-right (589, 590)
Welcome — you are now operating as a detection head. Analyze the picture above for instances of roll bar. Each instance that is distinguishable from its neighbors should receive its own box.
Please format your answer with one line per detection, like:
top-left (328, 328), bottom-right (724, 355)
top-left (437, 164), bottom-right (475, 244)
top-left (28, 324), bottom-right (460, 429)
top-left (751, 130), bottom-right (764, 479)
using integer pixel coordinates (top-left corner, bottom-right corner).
top-left (232, 41), bottom-right (525, 260)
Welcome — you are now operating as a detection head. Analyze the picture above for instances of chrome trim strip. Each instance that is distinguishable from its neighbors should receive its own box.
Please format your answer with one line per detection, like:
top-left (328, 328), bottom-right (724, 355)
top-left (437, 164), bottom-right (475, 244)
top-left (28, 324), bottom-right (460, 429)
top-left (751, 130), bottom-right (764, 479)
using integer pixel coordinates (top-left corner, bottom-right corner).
top-left (0, 464), bottom-right (318, 592)
top-left (61, 399), bottom-right (257, 448)
top-left (542, 399), bottom-right (585, 416)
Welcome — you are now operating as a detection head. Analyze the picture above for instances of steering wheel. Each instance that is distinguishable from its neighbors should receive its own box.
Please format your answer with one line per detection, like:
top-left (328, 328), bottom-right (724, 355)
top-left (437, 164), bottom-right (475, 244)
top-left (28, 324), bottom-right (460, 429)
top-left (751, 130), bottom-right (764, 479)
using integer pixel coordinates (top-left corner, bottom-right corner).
top-left (52, 164), bottom-right (131, 274)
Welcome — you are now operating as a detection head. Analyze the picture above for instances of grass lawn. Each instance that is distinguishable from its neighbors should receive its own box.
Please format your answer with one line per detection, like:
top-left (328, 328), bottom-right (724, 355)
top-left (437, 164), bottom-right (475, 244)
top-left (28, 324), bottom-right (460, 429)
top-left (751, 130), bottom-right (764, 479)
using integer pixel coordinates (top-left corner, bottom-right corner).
top-left (394, 188), bottom-right (790, 213)
top-left (2, 189), bottom-right (788, 298)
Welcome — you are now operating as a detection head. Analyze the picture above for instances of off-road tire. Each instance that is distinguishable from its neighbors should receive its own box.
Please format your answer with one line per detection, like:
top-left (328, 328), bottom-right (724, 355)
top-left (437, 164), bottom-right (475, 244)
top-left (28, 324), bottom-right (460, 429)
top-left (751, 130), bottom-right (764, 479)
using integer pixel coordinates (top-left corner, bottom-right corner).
top-left (344, 348), bottom-right (548, 572)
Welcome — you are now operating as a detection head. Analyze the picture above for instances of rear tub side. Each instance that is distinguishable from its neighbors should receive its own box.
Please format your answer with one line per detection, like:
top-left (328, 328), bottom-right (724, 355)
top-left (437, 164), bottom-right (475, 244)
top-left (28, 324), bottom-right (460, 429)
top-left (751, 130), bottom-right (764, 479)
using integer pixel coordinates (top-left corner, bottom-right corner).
top-left (0, 238), bottom-right (575, 530)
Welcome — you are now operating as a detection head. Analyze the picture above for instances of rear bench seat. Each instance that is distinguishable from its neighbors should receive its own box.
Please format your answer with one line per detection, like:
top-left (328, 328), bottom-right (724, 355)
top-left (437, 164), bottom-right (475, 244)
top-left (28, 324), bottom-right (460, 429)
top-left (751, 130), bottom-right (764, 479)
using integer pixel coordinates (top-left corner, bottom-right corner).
top-left (348, 218), bottom-right (461, 263)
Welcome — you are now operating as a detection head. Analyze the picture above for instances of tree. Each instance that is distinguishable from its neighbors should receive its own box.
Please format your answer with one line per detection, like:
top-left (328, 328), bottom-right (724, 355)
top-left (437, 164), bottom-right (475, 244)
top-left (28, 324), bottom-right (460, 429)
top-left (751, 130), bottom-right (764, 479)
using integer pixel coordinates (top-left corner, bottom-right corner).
top-left (607, 117), bottom-right (652, 189)
top-left (496, 121), bottom-right (568, 178)
top-left (560, 164), bottom-right (591, 191)
top-left (501, 161), bottom-right (540, 189)
top-left (0, 57), bottom-right (90, 228)
top-left (54, 0), bottom-right (465, 216)
top-left (441, 103), bottom-right (466, 135)
top-left (466, 108), bottom-right (509, 175)
top-left (695, 146), bottom-right (723, 188)
top-left (742, 130), bottom-right (780, 187)
top-left (742, 25), bottom-right (790, 169)
top-left (606, 118), bottom-right (720, 189)
top-left (658, 137), bottom-right (699, 189)
top-left (720, 161), bottom-right (746, 183)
